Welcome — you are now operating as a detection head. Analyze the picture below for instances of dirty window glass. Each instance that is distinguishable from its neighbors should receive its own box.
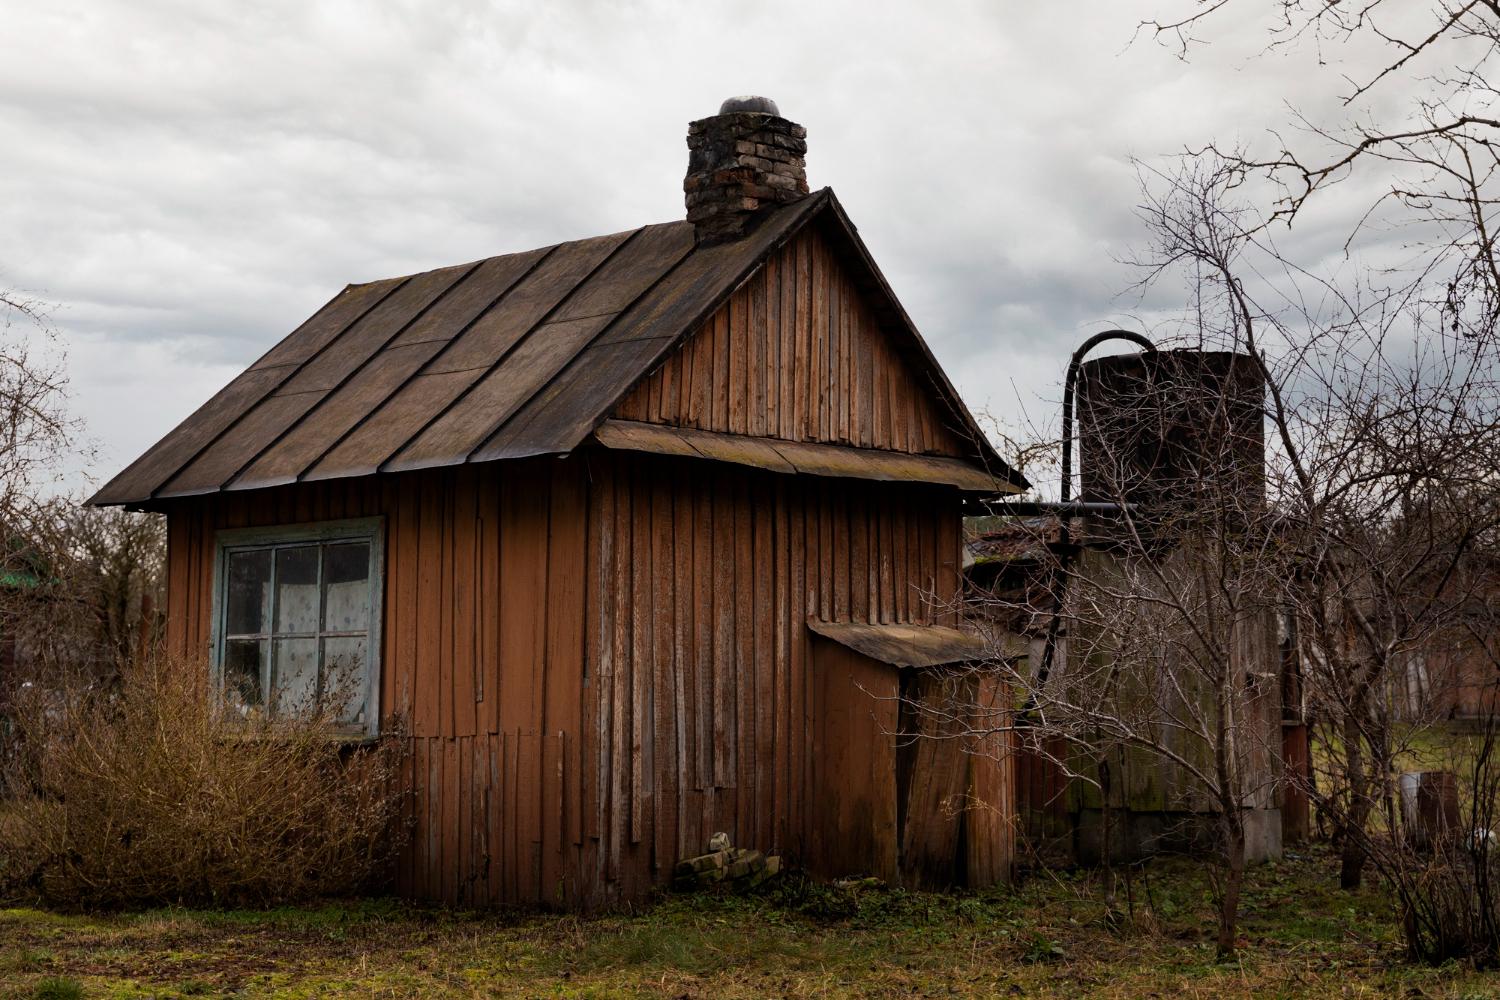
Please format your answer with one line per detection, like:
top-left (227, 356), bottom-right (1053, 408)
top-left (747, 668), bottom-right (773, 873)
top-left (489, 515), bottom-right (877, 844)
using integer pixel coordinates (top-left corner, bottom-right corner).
top-left (216, 525), bottom-right (378, 735)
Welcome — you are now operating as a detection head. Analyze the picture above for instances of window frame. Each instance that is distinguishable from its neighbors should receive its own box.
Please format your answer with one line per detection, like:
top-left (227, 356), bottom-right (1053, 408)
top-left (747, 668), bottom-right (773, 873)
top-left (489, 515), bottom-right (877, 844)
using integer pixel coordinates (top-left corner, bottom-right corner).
top-left (209, 517), bottom-right (385, 739)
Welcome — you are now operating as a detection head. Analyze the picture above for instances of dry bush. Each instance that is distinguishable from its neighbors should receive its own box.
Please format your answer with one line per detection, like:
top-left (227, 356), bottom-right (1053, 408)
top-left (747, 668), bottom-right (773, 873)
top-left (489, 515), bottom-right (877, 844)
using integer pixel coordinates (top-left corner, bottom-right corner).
top-left (1394, 846), bottom-right (1500, 966)
top-left (0, 655), bottom-right (405, 909)
top-left (1376, 719), bottom-right (1500, 966)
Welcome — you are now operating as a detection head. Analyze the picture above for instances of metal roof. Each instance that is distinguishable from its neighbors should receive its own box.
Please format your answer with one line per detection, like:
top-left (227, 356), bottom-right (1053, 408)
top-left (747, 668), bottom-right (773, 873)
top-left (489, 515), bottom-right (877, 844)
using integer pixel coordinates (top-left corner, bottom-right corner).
top-left (91, 189), bottom-right (1024, 506)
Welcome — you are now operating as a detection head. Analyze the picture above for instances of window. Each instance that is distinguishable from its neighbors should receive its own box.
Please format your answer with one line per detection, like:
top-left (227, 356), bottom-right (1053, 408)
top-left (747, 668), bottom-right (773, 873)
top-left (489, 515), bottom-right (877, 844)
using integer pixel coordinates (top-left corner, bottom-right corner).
top-left (212, 518), bottom-right (383, 737)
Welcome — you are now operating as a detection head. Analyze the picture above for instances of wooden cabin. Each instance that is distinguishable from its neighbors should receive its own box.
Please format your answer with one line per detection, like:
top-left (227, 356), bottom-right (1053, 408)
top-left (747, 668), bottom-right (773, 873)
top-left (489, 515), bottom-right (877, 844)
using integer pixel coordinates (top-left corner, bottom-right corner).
top-left (89, 97), bottom-right (1027, 908)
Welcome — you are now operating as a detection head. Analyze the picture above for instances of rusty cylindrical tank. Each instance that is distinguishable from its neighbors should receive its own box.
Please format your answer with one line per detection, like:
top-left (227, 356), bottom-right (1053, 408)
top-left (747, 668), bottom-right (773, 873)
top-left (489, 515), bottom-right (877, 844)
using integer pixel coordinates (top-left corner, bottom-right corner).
top-left (1076, 350), bottom-right (1266, 530)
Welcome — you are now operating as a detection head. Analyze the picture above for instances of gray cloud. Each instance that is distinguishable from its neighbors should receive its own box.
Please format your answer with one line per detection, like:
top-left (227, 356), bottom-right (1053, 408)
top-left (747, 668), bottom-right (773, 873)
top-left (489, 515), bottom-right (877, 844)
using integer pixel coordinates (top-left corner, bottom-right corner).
top-left (0, 0), bottom-right (1424, 488)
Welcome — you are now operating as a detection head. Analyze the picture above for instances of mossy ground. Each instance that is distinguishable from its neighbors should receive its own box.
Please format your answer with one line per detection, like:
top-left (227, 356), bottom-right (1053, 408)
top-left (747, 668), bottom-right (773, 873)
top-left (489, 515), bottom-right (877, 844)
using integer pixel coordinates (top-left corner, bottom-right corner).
top-left (1, 846), bottom-right (1495, 999)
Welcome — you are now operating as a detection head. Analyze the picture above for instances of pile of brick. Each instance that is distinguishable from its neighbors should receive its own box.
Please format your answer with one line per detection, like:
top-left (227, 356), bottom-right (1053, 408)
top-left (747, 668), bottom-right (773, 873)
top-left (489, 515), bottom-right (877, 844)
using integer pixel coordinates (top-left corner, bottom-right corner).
top-left (684, 109), bottom-right (809, 243)
top-left (673, 833), bottom-right (782, 891)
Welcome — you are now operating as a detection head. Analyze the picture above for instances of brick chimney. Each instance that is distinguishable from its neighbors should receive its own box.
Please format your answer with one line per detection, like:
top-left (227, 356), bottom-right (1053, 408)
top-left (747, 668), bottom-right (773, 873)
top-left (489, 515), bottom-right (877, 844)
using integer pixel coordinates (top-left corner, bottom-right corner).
top-left (684, 96), bottom-right (809, 244)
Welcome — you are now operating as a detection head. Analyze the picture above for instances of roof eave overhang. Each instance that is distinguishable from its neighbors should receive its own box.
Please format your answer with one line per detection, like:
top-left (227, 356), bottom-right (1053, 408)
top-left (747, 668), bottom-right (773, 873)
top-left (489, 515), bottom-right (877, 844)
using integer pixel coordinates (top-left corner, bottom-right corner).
top-left (806, 618), bottom-right (1026, 668)
top-left (592, 419), bottom-right (1024, 496)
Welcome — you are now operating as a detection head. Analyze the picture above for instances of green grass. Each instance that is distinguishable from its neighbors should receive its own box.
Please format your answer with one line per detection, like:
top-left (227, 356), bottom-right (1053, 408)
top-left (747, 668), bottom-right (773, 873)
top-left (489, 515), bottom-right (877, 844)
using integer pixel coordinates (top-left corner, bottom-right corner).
top-left (0, 847), bottom-right (1495, 998)
top-left (27, 978), bottom-right (82, 1000)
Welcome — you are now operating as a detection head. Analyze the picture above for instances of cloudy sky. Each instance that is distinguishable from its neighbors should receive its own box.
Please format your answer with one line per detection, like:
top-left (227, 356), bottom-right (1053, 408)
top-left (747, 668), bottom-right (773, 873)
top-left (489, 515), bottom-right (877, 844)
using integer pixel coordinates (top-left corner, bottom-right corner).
top-left (0, 0), bottom-right (1406, 492)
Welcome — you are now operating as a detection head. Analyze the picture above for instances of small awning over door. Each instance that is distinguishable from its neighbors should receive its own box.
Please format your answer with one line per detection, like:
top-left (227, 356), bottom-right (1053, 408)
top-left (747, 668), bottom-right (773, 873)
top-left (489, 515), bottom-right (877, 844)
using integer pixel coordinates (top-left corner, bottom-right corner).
top-left (806, 619), bottom-right (993, 668)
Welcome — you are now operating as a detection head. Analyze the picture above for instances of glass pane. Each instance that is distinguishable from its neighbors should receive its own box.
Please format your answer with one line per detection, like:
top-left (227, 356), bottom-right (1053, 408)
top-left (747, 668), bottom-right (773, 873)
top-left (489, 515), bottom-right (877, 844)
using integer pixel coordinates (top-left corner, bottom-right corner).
top-left (323, 542), bottom-right (371, 631)
top-left (225, 549), bottom-right (272, 635)
top-left (323, 635), bottom-right (368, 727)
top-left (272, 637), bottom-right (319, 717)
top-left (274, 546), bottom-right (320, 634)
top-left (223, 638), bottom-right (267, 718)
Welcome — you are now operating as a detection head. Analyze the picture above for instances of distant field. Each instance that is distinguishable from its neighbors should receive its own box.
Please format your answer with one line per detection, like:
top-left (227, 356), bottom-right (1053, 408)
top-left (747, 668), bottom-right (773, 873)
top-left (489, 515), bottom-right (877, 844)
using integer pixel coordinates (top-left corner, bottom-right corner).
top-left (1, 846), bottom-right (1494, 999)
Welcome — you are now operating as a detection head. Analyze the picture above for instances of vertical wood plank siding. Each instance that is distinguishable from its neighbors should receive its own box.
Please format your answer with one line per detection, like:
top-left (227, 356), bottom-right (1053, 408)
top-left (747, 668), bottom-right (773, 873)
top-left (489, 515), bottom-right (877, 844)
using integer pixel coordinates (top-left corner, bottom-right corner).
top-left (161, 453), bottom-right (975, 906)
top-left (162, 459), bottom-right (590, 908)
top-left (612, 226), bottom-right (970, 459)
top-left (581, 452), bottom-right (965, 904)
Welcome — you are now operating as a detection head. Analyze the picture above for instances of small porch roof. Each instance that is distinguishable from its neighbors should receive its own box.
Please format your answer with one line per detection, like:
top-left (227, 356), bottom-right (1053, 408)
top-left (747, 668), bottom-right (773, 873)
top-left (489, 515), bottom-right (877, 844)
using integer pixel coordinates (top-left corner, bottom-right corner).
top-left (807, 619), bottom-right (1013, 668)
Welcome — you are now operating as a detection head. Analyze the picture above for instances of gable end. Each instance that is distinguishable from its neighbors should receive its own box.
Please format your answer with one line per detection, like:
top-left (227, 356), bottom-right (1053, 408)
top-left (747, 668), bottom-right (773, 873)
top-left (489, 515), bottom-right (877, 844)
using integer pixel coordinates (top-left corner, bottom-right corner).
top-left (612, 222), bottom-right (975, 461)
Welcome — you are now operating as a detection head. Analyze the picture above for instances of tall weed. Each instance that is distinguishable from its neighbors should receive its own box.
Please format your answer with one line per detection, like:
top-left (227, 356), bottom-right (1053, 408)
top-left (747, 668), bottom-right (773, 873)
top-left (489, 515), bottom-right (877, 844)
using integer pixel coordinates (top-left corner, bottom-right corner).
top-left (0, 656), bottom-right (405, 909)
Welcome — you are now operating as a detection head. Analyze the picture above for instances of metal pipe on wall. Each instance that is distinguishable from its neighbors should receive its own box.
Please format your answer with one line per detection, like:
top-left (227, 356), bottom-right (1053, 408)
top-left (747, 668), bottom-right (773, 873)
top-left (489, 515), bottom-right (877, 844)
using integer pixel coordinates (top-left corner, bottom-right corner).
top-left (1020, 331), bottom-right (1156, 708)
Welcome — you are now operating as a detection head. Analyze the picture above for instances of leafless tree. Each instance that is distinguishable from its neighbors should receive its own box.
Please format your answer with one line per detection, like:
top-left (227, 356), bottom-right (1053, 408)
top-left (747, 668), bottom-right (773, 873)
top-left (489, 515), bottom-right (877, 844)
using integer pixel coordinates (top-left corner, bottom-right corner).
top-left (5, 504), bottom-right (166, 683)
top-left (977, 352), bottom-right (1283, 960)
top-left (0, 293), bottom-right (72, 539)
top-left (956, 151), bottom-right (1500, 960)
top-left (1142, 1), bottom-right (1500, 339)
top-left (1147, 147), bottom-right (1500, 878)
top-left (0, 293), bottom-right (160, 691)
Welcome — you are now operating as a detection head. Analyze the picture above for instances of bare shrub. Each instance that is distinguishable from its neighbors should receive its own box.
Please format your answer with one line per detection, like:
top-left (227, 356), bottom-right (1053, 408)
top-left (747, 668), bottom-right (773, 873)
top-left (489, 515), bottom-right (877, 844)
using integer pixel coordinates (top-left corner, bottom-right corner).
top-left (1395, 846), bottom-right (1500, 967)
top-left (1352, 712), bottom-right (1500, 966)
top-left (1, 506), bottom-right (166, 692)
top-left (0, 655), bottom-right (405, 909)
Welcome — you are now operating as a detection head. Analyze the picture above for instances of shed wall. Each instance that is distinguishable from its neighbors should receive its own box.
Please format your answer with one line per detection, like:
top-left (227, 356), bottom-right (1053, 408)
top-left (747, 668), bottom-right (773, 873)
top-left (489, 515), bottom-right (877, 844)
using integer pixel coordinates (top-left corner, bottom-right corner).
top-left (581, 451), bottom-right (966, 904)
top-left (613, 226), bottom-right (971, 458)
top-left (162, 458), bottom-right (591, 906)
top-left (161, 451), bottom-right (991, 906)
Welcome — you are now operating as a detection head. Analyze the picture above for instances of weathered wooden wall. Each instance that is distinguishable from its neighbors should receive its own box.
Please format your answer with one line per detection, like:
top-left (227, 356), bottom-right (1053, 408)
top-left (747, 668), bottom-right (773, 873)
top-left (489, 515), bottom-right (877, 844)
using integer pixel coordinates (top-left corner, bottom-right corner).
top-left (1418, 645), bottom-right (1500, 720)
top-left (1003, 545), bottom-right (1284, 865)
top-left (613, 225), bottom-right (970, 458)
top-left (1013, 733), bottom-right (1074, 851)
top-left (900, 672), bottom-right (1015, 889)
top-left (162, 449), bottom-right (999, 906)
top-left (805, 643), bottom-right (1016, 890)
top-left (964, 674), bottom-right (1016, 887)
top-left (808, 637), bottom-right (901, 884)
top-left (1065, 547), bottom-right (1282, 818)
top-left (581, 451), bottom-right (968, 904)
top-left (162, 458), bottom-right (591, 907)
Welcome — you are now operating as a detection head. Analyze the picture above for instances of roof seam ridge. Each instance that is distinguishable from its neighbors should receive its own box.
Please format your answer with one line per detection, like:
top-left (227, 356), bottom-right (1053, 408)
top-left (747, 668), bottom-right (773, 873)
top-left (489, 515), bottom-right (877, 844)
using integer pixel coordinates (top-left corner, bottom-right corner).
top-left (220, 259), bottom-right (485, 492)
top-left (145, 274), bottom-right (413, 501)
top-left (294, 243), bottom-right (565, 483)
top-left (464, 225), bottom-right (703, 461)
top-left (413, 362), bottom-right (504, 377)
top-left (536, 308), bottom-right (637, 324)
top-left (383, 225), bottom-right (654, 474)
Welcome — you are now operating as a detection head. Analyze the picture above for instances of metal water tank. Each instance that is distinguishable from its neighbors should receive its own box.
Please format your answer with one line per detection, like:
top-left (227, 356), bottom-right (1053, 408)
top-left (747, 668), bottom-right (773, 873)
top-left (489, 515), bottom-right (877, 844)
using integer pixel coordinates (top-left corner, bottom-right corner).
top-left (1076, 350), bottom-right (1266, 525)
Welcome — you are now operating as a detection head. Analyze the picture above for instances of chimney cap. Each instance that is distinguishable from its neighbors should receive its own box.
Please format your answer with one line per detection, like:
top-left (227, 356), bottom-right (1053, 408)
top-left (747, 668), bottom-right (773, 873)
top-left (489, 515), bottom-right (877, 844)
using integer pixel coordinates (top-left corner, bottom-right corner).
top-left (718, 95), bottom-right (781, 116)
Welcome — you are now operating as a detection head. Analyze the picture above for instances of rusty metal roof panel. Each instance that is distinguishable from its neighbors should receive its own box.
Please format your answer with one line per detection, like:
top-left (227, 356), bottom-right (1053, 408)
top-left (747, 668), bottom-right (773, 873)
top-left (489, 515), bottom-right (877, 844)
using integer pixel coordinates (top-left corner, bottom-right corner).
top-left (249, 276), bottom-right (405, 372)
top-left (89, 364), bottom-right (294, 505)
top-left (88, 277), bottom-right (399, 505)
top-left (228, 340), bottom-right (448, 492)
top-left (385, 221), bottom-right (697, 473)
top-left (472, 193), bottom-right (831, 462)
top-left (299, 238), bottom-right (619, 482)
top-left (153, 263), bottom-right (473, 498)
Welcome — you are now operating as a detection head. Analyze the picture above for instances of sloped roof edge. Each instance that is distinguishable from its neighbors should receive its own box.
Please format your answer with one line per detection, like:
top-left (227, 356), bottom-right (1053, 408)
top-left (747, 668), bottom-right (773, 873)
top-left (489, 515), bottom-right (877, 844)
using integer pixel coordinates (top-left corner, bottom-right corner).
top-left (594, 419), bottom-right (1023, 494)
top-left (812, 194), bottom-right (1029, 491)
top-left (89, 188), bottom-right (1026, 506)
top-left (807, 619), bottom-right (988, 668)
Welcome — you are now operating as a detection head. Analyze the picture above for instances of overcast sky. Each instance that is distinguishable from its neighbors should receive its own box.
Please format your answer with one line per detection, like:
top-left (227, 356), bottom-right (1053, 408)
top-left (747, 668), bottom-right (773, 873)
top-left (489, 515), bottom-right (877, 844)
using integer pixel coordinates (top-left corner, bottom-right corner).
top-left (0, 0), bottom-right (1407, 492)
